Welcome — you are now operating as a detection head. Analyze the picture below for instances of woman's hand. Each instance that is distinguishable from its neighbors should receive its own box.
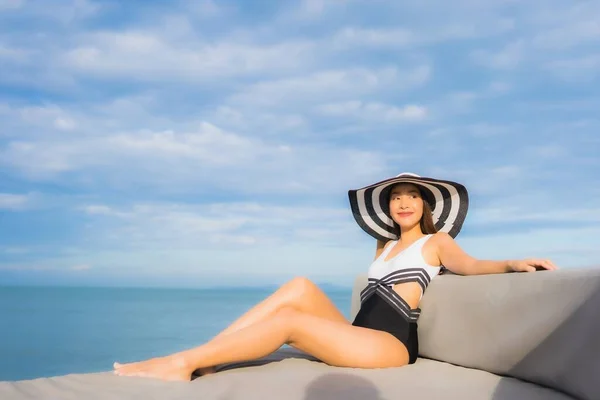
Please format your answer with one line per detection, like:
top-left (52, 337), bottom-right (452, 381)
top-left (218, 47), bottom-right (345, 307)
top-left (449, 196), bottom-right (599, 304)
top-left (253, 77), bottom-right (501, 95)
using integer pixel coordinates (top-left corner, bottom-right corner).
top-left (508, 258), bottom-right (559, 273)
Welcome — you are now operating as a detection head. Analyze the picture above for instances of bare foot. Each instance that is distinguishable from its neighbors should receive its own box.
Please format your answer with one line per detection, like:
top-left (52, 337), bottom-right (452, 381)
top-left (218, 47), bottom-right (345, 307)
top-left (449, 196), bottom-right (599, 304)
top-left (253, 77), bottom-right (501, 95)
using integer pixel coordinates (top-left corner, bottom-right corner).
top-left (113, 355), bottom-right (193, 382)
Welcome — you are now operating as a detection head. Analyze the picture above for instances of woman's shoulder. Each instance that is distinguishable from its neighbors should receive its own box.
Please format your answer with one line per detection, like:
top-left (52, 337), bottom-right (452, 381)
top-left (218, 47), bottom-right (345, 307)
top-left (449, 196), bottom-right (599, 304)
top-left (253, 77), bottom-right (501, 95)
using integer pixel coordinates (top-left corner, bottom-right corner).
top-left (428, 232), bottom-right (456, 253)
top-left (427, 232), bottom-right (455, 272)
top-left (430, 231), bottom-right (453, 242)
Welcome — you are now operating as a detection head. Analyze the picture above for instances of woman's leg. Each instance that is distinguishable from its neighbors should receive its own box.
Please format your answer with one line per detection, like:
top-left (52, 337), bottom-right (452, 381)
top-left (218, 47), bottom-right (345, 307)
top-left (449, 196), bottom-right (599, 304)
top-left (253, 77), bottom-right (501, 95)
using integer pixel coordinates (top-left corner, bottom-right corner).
top-left (196, 277), bottom-right (349, 375)
top-left (114, 307), bottom-right (409, 381)
top-left (211, 277), bottom-right (349, 340)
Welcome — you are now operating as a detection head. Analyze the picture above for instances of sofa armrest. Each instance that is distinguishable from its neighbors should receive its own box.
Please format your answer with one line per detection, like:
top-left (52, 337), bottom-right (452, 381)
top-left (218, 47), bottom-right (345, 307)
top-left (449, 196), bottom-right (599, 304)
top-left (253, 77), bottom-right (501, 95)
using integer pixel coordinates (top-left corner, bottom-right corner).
top-left (350, 268), bottom-right (600, 400)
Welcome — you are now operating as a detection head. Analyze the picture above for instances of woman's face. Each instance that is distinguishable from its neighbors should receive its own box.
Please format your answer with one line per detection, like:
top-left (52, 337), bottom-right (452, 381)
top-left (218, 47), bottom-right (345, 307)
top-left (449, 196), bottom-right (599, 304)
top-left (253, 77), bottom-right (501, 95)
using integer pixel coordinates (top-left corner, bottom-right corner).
top-left (388, 183), bottom-right (424, 229)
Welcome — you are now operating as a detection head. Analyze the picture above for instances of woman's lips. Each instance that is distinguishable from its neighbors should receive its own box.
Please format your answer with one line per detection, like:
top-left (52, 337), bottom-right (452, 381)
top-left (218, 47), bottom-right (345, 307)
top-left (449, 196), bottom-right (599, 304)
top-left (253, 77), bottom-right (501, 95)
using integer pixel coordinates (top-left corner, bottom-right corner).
top-left (397, 212), bottom-right (413, 218)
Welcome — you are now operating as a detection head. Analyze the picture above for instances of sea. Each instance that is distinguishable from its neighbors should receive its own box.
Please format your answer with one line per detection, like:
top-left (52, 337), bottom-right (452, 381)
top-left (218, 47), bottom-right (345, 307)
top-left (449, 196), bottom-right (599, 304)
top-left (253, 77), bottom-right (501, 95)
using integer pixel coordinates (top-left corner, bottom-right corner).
top-left (0, 285), bottom-right (353, 382)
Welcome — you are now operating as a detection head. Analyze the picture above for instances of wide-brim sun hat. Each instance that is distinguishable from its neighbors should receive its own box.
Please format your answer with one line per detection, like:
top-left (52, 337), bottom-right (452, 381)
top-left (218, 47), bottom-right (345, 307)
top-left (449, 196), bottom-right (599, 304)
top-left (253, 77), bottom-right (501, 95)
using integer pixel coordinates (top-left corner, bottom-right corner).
top-left (348, 172), bottom-right (469, 241)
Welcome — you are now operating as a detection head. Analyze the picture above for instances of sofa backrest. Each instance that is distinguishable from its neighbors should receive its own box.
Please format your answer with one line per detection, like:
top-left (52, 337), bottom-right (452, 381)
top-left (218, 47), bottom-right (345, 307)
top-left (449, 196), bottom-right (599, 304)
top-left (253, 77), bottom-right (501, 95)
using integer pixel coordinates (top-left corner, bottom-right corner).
top-left (351, 268), bottom-right (600, 400)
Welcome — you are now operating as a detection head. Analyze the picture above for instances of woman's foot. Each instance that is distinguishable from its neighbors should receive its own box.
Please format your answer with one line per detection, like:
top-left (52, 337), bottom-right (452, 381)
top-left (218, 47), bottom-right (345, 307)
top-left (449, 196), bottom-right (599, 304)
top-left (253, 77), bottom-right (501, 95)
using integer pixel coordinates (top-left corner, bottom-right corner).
top-left (113, 355), bottom-right (193, 382)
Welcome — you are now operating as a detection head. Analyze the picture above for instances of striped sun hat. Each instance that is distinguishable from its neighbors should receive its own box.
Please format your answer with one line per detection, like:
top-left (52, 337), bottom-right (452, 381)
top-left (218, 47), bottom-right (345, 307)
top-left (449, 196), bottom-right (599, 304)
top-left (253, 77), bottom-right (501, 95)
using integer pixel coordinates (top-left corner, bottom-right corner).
top-left (348, 172), bottom-right (469, 241)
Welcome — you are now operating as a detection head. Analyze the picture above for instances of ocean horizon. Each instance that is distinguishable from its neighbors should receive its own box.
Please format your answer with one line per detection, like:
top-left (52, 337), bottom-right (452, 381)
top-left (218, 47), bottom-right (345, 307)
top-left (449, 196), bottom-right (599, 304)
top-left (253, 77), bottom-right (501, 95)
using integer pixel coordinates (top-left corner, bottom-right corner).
top-left (1, 284), bottom-right (353, 382)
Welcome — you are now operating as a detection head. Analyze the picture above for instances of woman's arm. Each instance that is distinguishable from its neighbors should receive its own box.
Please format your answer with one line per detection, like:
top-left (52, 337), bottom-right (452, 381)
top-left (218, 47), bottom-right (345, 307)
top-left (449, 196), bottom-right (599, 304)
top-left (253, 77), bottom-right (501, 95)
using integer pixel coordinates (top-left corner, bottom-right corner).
top-left (436, 232), bottom-right (558, 275)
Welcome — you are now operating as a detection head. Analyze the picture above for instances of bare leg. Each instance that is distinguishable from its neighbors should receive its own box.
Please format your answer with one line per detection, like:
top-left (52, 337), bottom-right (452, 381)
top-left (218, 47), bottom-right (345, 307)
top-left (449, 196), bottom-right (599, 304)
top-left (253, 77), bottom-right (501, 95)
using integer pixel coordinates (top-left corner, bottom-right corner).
top-left (196, 277), bottom-right (349, 375)
top-left (114, 307), bottom-right (409, 381)
top-left (212, 277), bottom-right (348, 338)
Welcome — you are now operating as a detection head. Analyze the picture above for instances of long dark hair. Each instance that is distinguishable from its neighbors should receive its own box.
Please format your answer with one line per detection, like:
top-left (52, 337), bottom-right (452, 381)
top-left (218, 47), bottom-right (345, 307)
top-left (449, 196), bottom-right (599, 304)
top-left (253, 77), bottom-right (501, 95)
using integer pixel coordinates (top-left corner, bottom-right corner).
top-left (390, 185), bottom-right (438, 238)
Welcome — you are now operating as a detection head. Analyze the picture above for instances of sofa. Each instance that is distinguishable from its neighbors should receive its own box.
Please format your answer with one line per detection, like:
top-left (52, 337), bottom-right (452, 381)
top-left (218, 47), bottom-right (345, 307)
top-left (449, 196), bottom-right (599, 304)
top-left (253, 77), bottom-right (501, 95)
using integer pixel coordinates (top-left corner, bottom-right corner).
top-left (1, 267), bottom-right (598, 400)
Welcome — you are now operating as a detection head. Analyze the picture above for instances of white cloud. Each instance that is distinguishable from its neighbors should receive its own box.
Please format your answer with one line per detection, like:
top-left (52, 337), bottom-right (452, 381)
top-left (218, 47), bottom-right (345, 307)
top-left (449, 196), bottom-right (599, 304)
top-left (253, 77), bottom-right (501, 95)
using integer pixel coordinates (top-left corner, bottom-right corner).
top-left (1, 0), bottom-right (599, 285)
top-left (0, 103), bottom-right (80, 137)
top-left (0, 0), bottom-right (23, 11)
top-left (228, 65), bottom-right (431, 107)
top-left (514, 98), bottom-right (600, 112)
top-left (0, 43), bottom-right (29, 62)
top-left (78, 200), bottom-right (355, 249)
top-left (71, 264), bottom-right (91, 271)
top-left (331, 19), bottom-right (514, 49)
top-left (185, 0), bottom-right (224, 18)
top-left (62, 31), bottom-right (317, 81)
top-left (467, 2), bottom-right (600, 78)
top-left (0, 117), bottom-right (389, 194)
top-left (82, 205), bottom-right (129, 218)
top-left (1, 246), bottom-right (31, 254)
top-left (470, 206), bottom-right (600, 225)
top-left (527, 144), bottom-right (568, 158)
top-left (288, 0), bottom-right (359, 21)
top-left (15, 0), bottom-right (99, 22)
top-left (0, 193), bottom-right (31, 210)
top-left (531, 22), bottom-right (600, 50)
top-left (471, 40), bottom-right (525, 69)
top-left (301, 0), bottom-right (327, 16)
top-left (212, 107), bottom-right (307, 134)
top-left (107, 123), bottom-right (257, 165)
top-left (54, 117), bottom-right (77, 131)
top-left (458, 226), bottom-right (600, 269)
top-left (0, 262), bottom-right (92, 272)
top-left (0, 264), bottom-right (56, 271)
top-left (529, 2), bottom-right (600, 50)
top-left (425, 164), bottom-right (528, 197)
top-left (487, 81), bottom-right (512, 95)
top-left (332, 27), bottom-right (415, 48)
top-left (1, 141), bottom-right (81, 176)
top-left (0, 122), bottom-right (262, 176)
top-left (427, 81), bottom-right (514, 118)
top-left (544, 54), bottom-right (600, 82)
top-left (316, 101), bottom-right (427, 122)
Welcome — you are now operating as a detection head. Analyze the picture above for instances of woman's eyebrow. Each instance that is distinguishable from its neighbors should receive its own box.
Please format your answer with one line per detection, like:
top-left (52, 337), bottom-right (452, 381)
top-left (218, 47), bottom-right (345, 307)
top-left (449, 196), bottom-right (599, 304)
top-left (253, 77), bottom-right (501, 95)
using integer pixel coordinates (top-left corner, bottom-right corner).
top-left (390, 189), bottom-right (419, 195)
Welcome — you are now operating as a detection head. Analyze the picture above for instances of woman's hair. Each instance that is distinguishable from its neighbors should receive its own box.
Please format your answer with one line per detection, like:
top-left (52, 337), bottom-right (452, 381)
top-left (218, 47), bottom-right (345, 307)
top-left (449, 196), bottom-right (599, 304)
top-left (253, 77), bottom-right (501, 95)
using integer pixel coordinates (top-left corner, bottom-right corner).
top-left (390, 185), bottom-right (438, 237)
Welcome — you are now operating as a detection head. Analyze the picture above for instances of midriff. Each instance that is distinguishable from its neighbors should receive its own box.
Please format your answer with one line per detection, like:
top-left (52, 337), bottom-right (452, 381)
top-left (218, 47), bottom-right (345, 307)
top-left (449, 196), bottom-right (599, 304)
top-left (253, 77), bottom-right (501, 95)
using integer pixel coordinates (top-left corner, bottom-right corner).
top-left (392, 282), bottom-right (422, 310)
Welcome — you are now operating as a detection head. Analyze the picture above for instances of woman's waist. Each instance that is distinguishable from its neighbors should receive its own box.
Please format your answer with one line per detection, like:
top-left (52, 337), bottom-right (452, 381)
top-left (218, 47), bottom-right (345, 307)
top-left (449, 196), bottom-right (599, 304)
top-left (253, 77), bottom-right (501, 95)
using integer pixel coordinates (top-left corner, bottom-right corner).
top-left (358, 289), bottom-right (422, 323)
top-left (391, 282), bottom-right (422, 310)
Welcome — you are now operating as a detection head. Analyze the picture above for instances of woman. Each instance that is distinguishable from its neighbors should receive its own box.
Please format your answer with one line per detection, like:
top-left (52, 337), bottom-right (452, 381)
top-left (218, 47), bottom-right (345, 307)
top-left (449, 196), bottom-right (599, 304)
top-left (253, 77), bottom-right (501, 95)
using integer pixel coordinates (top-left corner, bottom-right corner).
top-left (113, 173), bottom-right (557, 381)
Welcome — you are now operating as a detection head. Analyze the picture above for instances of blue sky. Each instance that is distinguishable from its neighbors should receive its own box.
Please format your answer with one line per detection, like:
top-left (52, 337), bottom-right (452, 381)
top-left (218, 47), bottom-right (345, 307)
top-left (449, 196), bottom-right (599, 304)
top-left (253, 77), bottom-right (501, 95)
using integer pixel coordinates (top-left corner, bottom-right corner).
top-left (0, 0), bottom-right (599, 288)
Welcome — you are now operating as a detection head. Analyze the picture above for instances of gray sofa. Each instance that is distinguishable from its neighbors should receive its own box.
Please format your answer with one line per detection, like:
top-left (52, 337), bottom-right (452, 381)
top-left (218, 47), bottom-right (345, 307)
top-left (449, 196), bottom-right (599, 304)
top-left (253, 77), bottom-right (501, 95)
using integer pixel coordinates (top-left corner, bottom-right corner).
top-left (2, 267), bottom-right (599, 399)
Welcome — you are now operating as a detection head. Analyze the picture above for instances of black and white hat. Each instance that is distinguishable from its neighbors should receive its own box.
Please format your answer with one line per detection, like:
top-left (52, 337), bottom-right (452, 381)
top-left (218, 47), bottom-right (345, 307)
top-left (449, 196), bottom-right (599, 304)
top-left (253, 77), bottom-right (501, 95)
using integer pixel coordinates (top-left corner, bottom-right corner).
top-left (348, 172), bottom-right (469, 241)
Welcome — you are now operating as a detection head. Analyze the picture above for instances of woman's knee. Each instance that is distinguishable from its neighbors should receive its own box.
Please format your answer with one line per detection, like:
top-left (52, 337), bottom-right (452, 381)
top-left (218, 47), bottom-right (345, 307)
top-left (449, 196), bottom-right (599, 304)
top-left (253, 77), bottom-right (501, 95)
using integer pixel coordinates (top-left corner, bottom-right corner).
top-left (273, 306), bottom-right (301, 330)
top-left (273, 306), bottom-right (306, 343)
top-left (285, 276), bottom-right (318, 299)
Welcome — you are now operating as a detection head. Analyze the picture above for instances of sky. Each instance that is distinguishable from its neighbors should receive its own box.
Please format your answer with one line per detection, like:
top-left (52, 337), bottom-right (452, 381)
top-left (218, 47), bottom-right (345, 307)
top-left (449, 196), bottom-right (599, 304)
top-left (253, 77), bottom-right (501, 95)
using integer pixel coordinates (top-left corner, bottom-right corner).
top-left (0, 0), bottom-right (599, 288)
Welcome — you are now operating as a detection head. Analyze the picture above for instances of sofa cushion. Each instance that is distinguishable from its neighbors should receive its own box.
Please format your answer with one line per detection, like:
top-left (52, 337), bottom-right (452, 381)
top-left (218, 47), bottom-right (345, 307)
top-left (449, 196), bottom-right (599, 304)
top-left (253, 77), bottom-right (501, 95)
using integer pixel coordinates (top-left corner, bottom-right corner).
top-left (351, 267), bottom-right (600, 400)
top-left (0, 349), bottom-right (572, 400)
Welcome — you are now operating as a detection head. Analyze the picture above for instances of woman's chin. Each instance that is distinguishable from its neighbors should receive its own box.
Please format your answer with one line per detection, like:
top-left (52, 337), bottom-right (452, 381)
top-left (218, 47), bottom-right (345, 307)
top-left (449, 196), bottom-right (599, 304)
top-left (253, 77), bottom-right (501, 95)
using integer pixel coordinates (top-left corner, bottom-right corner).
top-left (394, 221), bottom-right (418, 230)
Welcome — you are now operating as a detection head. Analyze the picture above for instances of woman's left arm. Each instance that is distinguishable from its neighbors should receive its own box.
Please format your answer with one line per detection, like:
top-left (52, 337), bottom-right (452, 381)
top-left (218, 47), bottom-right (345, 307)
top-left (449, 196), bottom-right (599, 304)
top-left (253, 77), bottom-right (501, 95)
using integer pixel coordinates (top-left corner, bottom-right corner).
top-left (436, 232), bottom-right (558, 275)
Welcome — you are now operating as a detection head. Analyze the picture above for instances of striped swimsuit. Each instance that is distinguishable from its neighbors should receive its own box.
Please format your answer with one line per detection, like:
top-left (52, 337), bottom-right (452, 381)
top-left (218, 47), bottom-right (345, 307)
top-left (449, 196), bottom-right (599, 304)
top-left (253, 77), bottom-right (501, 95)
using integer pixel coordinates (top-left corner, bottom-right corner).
top-left (351, 234), bottom-right (441, 363)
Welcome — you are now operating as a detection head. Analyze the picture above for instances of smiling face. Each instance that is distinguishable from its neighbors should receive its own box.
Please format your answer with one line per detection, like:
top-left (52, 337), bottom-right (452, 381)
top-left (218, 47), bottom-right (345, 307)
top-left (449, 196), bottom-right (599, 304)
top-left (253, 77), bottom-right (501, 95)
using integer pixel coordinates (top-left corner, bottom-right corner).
top-left (388, 183), bottom-right (425, 230)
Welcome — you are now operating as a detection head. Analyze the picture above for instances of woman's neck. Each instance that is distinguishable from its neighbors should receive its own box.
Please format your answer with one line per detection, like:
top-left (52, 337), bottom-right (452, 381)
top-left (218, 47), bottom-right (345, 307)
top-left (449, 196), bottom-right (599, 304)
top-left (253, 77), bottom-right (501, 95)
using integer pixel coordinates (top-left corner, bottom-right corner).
top-left (399, 225), bottom-right (425, 243)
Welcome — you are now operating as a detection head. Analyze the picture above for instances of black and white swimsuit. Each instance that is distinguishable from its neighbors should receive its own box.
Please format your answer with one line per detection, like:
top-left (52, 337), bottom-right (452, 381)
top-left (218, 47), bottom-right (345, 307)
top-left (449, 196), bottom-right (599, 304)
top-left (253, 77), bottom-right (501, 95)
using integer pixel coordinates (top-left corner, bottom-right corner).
top-left (351, 234), bottom-right (441, 364)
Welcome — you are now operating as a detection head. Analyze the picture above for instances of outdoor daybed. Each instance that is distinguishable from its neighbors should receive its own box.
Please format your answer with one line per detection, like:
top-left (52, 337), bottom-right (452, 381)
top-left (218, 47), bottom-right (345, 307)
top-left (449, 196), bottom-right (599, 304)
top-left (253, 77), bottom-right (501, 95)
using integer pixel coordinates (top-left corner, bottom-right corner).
top-left (1, 267), bottom-right (598, 400)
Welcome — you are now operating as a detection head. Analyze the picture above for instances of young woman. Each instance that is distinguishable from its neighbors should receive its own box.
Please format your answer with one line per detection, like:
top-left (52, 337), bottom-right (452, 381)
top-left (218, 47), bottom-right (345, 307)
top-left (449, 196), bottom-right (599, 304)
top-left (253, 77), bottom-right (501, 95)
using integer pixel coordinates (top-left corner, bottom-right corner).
top-left (113, 173), bottom-right (558, 381)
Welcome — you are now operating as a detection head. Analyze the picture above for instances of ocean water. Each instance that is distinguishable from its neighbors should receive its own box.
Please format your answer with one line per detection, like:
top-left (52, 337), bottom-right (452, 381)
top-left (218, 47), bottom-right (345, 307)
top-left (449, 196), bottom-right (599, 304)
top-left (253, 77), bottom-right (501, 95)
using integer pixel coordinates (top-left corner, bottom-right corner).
top-left (0, 285), bottom-right (352, 382)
